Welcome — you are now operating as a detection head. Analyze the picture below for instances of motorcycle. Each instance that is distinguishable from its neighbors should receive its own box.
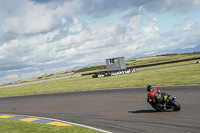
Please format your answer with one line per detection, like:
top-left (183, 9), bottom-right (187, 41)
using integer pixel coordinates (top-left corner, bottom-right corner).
top-left (149, 93), bottom-right (181, 112)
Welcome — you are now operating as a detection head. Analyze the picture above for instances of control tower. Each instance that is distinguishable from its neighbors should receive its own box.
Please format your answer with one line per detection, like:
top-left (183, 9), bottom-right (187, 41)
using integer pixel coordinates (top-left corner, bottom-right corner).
top-left (106, 57), bottom-right (126, 71)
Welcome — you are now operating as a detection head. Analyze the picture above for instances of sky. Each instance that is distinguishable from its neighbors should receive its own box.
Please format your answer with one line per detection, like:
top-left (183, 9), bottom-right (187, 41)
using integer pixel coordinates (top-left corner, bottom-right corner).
top-left (0, 0), bottom-right (200, 84)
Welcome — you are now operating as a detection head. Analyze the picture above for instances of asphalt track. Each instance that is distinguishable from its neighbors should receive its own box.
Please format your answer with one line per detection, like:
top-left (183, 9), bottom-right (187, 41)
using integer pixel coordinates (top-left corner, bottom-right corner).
top-left (0, 85), bottom-right (200, 133)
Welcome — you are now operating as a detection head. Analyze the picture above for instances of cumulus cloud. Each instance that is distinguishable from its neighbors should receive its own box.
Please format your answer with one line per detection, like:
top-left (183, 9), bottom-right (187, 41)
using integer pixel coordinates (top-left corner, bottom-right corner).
top-left (0, 0), bottom-right (80, 35)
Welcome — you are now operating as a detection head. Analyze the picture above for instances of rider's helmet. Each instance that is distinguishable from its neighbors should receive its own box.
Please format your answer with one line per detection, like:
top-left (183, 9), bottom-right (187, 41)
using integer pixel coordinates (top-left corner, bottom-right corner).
top-left (147, 85), bottom-right (153, 92)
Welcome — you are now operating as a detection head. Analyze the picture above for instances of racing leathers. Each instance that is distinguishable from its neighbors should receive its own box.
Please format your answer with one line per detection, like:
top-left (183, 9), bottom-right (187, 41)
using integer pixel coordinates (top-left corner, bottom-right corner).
top-left (147, 87), bottom-right (161, 103)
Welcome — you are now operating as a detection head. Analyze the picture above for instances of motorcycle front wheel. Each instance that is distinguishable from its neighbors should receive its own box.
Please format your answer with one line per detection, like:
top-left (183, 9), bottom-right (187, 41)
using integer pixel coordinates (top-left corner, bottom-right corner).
top-left (169, 100), bottom-right (181, 111)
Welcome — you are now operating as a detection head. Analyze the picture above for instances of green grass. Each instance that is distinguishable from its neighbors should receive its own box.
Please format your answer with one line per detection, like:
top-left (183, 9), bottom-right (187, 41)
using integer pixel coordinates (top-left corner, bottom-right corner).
top-left (0, 119), bottom-right (101, 133)
top-left (0, 60), bottom-right (199, 98)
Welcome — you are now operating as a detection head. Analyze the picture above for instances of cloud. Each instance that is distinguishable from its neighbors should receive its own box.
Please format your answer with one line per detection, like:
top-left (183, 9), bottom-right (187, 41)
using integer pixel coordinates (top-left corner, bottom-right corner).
top-left (0, 0), bottom-right (200, 84)
top-left (79, 0), bottom-right (200, 18)
top-left (0, 0), bottom-right (80, 35)
top-left (2, 74), bottom-right (19, 80)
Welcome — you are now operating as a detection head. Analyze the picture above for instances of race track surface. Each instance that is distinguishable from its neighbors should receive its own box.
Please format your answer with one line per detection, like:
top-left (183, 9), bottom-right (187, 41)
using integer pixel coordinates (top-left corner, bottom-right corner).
top-left (0, 85), bottom-right (200, 133)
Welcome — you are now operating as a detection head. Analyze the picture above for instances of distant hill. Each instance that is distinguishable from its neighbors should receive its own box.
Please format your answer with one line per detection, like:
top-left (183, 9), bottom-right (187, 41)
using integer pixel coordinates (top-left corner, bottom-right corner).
top-left (126, 45), bottom-right (200, 60)
top-left (166, 44), bottom-right (200, 54)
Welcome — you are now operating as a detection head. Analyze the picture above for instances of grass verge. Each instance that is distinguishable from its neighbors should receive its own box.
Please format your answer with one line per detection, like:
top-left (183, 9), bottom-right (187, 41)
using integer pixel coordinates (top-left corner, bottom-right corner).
top-left (0, 60), bottom-right (199, 98)
top-left (0, 119), bottom-right (102, 133)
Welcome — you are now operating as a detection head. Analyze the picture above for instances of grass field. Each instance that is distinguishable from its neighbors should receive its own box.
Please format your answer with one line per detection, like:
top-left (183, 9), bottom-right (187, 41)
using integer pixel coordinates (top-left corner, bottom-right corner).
top-left (0, 119), bottom-right (101, 133)
top-left (0, 59), bottom-right (199, 98)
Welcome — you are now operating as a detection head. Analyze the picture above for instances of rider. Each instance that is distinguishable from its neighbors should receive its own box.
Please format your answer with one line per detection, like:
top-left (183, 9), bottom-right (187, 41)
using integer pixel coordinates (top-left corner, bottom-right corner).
top-left (147, 85), bottom-right (168, 105)
top-left (147, 85), bottom-right (161, 104)
top-left (147, 85), bottom-right (166, 110)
